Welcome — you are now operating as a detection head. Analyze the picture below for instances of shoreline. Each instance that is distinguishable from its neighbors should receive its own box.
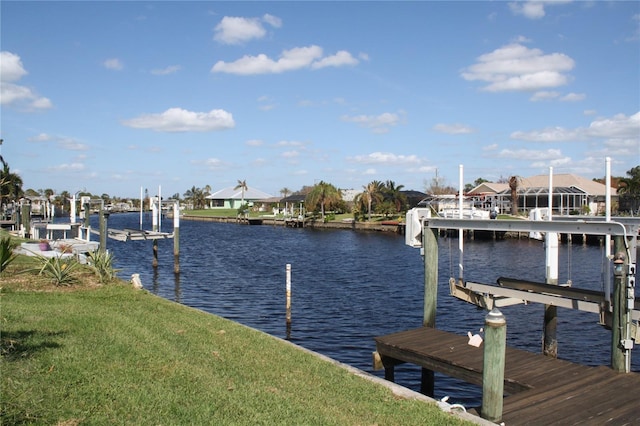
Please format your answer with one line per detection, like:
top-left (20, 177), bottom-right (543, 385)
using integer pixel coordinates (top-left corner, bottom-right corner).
top-left (181, 214), bottom-right (407, 233)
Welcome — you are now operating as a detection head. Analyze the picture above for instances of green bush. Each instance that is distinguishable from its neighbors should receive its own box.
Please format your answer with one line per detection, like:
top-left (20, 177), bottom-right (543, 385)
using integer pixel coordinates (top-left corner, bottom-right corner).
top-left (0, 236), bottom-right (17, 273)
top-left (34, 255), bottom-right (82, 286)
top-left (87, 250), bottom-right (120, 284)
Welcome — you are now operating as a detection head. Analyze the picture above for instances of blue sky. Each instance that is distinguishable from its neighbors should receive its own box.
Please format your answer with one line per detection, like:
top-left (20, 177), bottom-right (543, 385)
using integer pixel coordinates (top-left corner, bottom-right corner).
top-left (2, 1), bottom-right (639, 199)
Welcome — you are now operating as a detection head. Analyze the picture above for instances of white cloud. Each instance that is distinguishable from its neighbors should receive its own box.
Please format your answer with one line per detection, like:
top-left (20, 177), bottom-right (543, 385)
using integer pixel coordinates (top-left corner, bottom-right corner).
top-left (348, 152), bottom-right (421, 165)
top-left (341, 112), bottom-right (403, 134)
top-left (586, 112), bottom-right (639, 139)
top-left (49, 163), bottom-right (86, 172)
top-left (510, 112), bottom-right (640, 145)
top-left (122, 107), bottom-right (235, 132)
top-left (0, 51), bottom-right (52, 110)
top-left (0, 51), bottom-right (27, 82)
top-left (498, 147), bottom-right (565, 161)
top-left (281, 150), bottom-right (299, 158)
top-left (103, 58), bottom-right (123, 70)
top-left (204, 158), bottom-right (225, 169)
top-left (262, 14), bottom-right (282, 28)
top-left (58, 138), bottom-right (89, 151)
top-left (275, 140), bottom-right (305, 147)
top-left (28, 133), bottom-right (53, 142)
top-left (531, 156), bottom-right (572, 168)
top-left (151, 65), bottom-right (181, 75)
top-left (560, 92), bottom-right (586, 102)
top-left (27, 133), bottom-right (87, 150)
top-left (530, 91), bottom-right (560, 101)
top-left (363, 168), bottom-right (377, 175)
top-left (511, 126), bottom-right (581, 142)
top-left (433, 123), bottom-right (475, 134)
top-left (245, 139), bottom-right (264, 147)
top-left (212, 45), bottom-right (359, 75)
top-left (508, 1), bottom-right (572, 20)
top-left (214, 14), bottom-right (281, 45)
top-left (461, 43), bottom-right (575, 92)
top-left (311, 50), bottom-right (359, 69)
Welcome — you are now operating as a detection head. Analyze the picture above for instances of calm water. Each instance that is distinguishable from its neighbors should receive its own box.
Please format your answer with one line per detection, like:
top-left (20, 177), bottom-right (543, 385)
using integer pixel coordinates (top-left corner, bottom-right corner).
top-left (92, 212), bottom-right (638, 407)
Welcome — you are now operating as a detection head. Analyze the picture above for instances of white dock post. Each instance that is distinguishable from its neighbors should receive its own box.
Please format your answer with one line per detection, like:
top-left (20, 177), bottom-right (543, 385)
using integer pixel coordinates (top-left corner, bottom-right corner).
top-left (458, 164), bottom-right (464, 280)
top-left (173, 201), bottom-right (180, 274)
top-left (286, 264), bottom-right (292, 324)
top-left (286, 264), bottom-right (292, 338)
top-left (604, 157), bottom-right (612, 304)
top-left (151, 196), bottom-right (158, 267)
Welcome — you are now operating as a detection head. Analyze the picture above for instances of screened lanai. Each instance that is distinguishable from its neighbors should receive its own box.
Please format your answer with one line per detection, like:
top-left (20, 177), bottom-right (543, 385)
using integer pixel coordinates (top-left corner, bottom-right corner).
top-left (494, 186), bottom-right (592, 215)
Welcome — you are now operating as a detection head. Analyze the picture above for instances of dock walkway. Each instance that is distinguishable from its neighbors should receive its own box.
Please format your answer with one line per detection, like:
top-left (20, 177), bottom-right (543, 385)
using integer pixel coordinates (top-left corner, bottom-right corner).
top-left (374, 327), bottom-right (640, 425)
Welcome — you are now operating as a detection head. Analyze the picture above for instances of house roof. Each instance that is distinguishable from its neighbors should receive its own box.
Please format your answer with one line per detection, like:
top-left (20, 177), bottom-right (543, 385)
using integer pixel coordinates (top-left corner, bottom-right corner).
top-left (469, 174), bottom-right (615, 197)
top-left (281, 194), bottom-right (307, 203)
top-left (206, 186), bottom-right (274, 200)
top-left (518, 174), bottom-right (615, 196)
top-left (469, 182), bottom-right (509, 194)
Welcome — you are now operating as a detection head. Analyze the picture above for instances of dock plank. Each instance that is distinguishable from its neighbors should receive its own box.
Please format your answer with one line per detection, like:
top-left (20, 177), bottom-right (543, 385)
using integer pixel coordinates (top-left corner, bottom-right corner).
top-left (375, 327), bottom-right (640, 425)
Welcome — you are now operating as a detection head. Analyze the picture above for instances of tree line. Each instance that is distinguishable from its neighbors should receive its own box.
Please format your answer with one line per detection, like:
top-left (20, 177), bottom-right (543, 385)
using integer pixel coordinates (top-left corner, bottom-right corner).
top-left (2, 152), bottom-right (639, 219)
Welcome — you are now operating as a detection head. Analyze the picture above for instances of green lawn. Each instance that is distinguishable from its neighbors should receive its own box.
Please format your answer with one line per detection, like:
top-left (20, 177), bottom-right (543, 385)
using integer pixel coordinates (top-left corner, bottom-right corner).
top-left (1, 277), bottom-right (470, 425)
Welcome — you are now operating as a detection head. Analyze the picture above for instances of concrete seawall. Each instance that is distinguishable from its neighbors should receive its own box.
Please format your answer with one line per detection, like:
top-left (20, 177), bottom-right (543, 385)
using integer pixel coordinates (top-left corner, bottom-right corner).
top-left (180, 214), bottom-right (405, 234)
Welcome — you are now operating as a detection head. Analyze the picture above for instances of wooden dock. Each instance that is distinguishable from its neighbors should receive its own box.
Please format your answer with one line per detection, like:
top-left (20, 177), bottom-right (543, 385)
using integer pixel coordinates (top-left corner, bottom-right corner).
top-left (374, 327), bottom-right (640, 425)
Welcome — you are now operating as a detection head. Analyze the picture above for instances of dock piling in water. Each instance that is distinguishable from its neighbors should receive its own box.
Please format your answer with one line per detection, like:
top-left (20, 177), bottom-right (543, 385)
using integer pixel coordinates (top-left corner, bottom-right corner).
top-left (482, 308), bottom-right (506, 423)
top-left (173, 201), bottom-right (180, 274)
top-left (285, 264), bottom-right (292, 322)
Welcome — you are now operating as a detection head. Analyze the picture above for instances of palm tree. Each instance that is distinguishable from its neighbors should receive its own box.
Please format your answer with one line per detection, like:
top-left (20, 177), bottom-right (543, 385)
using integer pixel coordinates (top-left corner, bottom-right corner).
top-left (305, 181), bottom-right (342, 220)
top-left (617, 166), bottom-right (640, 196)
top-left (0, 157), bottom-right (24, 208)
top-left (356, 180), bottom-right (383, 221)
top-left (618, 166), bottom-right (640, 213)
top-left (183, 186), bottom-right (205, 210)
top-left (280, 187), bottom-right (291, 216)
top-left (508, 175), bottom-right (520, 216)
top-left (234, 179), bottom-right (248, 207)
top-left (382, 180), bottom-right (406, 214)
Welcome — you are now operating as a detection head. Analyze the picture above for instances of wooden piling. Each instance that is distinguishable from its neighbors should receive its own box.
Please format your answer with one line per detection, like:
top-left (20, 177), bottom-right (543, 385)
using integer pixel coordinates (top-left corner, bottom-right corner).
top-left (99, 207), bottom-right (107, 252)
top-left (423, 223), bottom-right (438, 328)
top-left (611, 236), bottom-right (627, 372)
top-left (21, 203), bottom-right (30, 238)
top-left (83, 202), bottom-right (90, 241)
top-left (482, 308), bottom-right (506, 423)
top-left (152, 240), bottom-right (158, 268)
top-left (421, 222), bottom-right (439, 396)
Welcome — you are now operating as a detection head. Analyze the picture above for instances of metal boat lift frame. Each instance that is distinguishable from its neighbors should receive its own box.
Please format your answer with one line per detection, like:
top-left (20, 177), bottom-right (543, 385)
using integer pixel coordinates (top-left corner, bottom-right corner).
top-left (421, 216), bottom-right (639, 371)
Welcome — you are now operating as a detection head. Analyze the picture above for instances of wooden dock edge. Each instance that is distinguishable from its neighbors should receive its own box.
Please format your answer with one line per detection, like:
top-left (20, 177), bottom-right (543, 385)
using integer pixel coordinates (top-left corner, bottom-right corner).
top-left (269, 336), bottom-right (496, 425)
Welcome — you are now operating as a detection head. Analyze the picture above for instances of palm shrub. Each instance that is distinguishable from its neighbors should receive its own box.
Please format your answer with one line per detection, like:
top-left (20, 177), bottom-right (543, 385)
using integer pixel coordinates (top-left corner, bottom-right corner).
top-left (0, 236), bottom-right (17, 273)
top-left (87, 249), bottom-right (120, 283)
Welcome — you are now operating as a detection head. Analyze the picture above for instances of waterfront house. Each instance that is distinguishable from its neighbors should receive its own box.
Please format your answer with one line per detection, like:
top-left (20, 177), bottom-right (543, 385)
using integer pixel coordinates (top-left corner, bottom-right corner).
top-left (471, 174), bottom-right (616, 216)
top-left (206, 186), bottom-right (274, 210)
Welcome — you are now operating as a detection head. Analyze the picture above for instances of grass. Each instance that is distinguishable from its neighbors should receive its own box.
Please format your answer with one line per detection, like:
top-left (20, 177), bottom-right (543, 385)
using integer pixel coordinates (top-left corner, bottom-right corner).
top-left (1, 245), bottom-right (471, 425)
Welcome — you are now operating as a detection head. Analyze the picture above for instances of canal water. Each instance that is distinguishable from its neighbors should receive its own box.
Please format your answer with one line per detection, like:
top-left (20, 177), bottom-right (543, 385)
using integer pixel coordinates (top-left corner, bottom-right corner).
top-left (95, 212), bottom-right (638, 407)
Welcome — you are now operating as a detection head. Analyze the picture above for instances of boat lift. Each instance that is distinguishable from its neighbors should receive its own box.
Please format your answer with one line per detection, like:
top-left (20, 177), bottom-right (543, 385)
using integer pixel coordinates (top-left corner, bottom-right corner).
top-left (405, 161), bottom-right (638, 373)
top-left (405, 211), bottom-right (639, 372)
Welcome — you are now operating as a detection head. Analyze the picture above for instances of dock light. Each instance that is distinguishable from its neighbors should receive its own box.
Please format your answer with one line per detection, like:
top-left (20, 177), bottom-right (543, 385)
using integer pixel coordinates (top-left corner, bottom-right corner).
top-left (613, 252), bottom-right (626, 276)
